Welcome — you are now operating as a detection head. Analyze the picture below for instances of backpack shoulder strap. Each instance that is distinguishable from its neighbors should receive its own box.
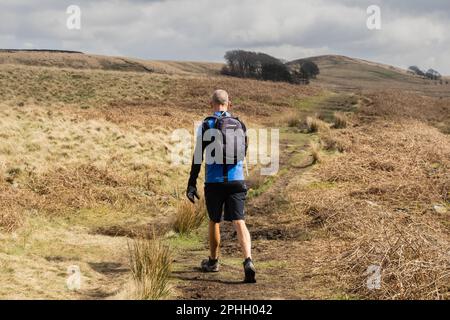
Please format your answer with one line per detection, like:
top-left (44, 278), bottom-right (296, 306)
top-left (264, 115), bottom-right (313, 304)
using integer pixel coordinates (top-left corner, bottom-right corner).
top-left (202, 115), bottom-right (220, 132)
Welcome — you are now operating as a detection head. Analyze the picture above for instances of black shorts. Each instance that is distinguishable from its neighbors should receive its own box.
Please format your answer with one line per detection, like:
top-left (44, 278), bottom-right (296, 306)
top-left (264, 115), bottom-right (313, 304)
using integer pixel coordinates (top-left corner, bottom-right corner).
top-left (204, 181), bottom-right (247, 223)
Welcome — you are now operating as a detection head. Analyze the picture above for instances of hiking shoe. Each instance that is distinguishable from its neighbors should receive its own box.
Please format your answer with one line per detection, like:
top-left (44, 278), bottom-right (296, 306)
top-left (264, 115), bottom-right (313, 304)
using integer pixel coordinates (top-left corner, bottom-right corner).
top-left (201, 257), bottom-right (219, 272)
top-left (243, 258), bottom-right (256, 283)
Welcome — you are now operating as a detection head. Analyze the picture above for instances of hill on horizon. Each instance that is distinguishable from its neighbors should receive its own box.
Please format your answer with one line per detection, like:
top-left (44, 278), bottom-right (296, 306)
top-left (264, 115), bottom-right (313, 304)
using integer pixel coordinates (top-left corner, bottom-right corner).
top-left (1, 49), bottom-right (448, 96)
top-left (0, 49), bottom-right (223, 75)
top-left (289, 54), bottom-right (449, 94)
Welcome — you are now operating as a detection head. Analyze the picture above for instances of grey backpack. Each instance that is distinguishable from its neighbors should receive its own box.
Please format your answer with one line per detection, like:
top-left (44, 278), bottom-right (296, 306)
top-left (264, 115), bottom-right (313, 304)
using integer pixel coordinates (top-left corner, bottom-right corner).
top-left (202, 115), bottom-right (248, 164)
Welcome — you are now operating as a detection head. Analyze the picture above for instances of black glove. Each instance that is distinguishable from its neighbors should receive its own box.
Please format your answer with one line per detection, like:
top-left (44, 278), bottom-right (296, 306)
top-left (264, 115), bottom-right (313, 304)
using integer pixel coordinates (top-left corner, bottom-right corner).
top-left (186, 185), bottom-right (200, 204)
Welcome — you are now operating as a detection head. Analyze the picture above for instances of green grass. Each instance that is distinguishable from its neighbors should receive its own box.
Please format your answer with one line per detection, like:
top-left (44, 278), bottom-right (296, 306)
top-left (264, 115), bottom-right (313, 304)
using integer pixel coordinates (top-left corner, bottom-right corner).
top-left (288, 151), bottom-right (311, 167)
top-left (280, 128), bottom-right (314, 145)
top-left (49, 207), bottom-right (152, 234)
top-left (305, 181), bottom-right (337, 190)
top-left (367, 68), bottom-right (407, 80)
top-left (332, 293), bottom-right (361, 300)
top-left (247, 175), bottom-right (276, 199)
top-left (167, 231), bottom-right (205, 252)
top-left (256, 260), bottom-right (288, 269)
top-left (289, 92), bottom-right (333, 111)
top-left (283, 91), bottom-right (358, 124)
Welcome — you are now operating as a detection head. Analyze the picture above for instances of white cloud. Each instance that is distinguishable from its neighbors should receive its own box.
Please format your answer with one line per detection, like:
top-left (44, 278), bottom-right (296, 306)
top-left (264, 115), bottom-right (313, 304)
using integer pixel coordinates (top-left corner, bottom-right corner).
top-left (0, 0), bottom-right (448, 73)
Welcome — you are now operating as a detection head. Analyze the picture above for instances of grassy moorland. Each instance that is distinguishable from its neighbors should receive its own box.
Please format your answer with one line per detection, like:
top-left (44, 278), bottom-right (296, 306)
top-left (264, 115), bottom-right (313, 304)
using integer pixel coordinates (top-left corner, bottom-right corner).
top-left (0, 52), bottom-right (448, 299)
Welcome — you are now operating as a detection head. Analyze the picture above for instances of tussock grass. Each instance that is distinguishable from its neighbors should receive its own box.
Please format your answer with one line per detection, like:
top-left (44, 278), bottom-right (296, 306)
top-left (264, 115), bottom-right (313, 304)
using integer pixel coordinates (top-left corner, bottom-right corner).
top-left (288, 118), bottom-right (301, 128)
top-left (310, 142), bottom-right (322, 164)
top-left (306, 116), bottom-right (329, 133)
top-left (128, 237), bottom-right (172, 300)
top-left (332, 112), bottom-right (348, 129)
top-left (306, 116), bottom-right (320, 133)
top-left (319, 129), bottom-right (346, 152)
top-left (173, 200), bottom-right (206, 235)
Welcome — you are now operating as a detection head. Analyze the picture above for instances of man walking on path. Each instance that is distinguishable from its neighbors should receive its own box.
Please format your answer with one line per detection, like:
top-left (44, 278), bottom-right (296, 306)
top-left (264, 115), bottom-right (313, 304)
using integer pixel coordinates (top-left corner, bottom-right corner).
top-left (186, 89), bottom-right (256, 283)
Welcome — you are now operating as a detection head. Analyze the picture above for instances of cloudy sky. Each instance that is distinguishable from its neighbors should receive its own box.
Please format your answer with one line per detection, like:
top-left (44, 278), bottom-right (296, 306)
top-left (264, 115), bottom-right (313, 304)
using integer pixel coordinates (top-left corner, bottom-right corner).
top-left (0, 0), bottom-right (449, 74)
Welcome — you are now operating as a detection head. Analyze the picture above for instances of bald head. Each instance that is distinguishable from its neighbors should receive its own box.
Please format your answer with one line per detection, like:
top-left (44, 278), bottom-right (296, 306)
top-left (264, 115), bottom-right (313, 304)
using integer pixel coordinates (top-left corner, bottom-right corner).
top-left (211, 89), bottom-right (229, 107)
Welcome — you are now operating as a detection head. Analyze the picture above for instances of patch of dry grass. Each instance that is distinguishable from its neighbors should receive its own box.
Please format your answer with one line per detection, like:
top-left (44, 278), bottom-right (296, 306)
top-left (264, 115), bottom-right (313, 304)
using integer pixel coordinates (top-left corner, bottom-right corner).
top-left (0, 208), bottom-right (23, 232)
top-left (0, 104), bottom-right (181, 225)
top-left (0, 51), bottom-right (222, 75)
top-left (318, 128), bottom-right (346, 152)
top-left (305, 116), bottom-right (328, 133)
top-left (173, 200), bottom-right (206, 235)
top-left (290, 118), bottom-right (450, 299)
top-left (359, 91), bottom-right (450, 133)
top-left (309, 142), bottom-right (322, 164)
top-left (128, 237), bottom-right (172, 300)
top-left (0, 215), bottom-right (130, 299)
top-left (332, 112), bottom-right (348, 129)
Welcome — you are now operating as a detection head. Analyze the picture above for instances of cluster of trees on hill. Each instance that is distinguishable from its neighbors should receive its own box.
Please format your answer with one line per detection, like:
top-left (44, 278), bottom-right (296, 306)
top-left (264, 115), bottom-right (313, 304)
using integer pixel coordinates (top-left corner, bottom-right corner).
top-left (408, 66), bottom-right (442, 80)
top-left (289, 58), bottom-right (320, 79)
top-left (221, 50), bottom-right (319, 85)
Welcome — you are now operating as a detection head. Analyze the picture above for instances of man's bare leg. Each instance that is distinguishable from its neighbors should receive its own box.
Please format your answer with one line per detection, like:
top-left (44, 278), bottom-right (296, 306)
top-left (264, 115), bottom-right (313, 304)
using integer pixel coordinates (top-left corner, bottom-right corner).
top-left (209, 221), bottom-right (221, 259)
top-left (233, 219), bottom-right (256, 283)
top-left (233, 220), bottom-right (251, 259)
